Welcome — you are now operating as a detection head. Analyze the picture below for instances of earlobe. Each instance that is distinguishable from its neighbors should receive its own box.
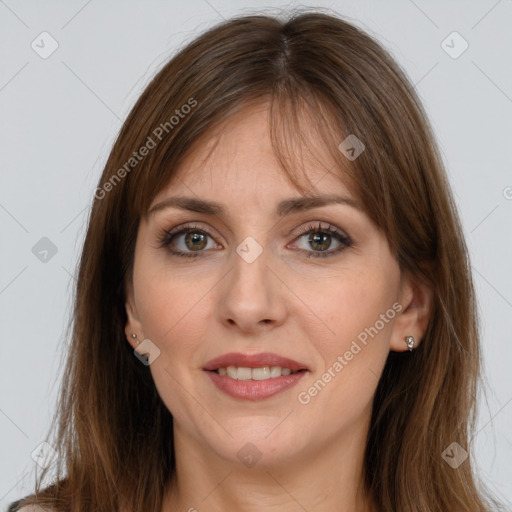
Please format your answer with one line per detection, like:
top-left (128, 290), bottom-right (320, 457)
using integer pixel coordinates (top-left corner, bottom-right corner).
top-left (390, 273), bottom-right (433, 352)
top-left (124, 283), bottom-right (144, 349)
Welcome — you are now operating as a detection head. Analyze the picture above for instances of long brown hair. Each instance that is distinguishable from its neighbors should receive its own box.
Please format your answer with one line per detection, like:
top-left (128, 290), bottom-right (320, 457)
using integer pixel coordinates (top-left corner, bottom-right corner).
top-left (14, 8), bottom-right (504, 512)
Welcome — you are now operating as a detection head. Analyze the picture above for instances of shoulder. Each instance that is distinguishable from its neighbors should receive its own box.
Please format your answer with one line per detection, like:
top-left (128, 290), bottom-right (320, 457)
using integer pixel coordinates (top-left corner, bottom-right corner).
top-left (9, 504), bottom-right (50, 512)
top-left (8, 485), bottom-right (59, 511)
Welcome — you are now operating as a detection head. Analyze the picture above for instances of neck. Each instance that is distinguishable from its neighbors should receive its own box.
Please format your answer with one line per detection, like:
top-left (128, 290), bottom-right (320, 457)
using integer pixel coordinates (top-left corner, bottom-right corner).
top-left (163, 413), bottom-right (376, 512)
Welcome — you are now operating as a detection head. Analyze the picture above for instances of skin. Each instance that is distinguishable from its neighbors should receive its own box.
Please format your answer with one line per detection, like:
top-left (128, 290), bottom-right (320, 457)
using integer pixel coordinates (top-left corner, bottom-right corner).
top-left (125, 102), bottom-right (432, 512)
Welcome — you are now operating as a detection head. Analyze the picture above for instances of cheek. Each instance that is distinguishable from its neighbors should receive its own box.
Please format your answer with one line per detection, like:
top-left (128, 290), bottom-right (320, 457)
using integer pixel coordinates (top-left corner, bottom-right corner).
top-left (133, 251), bottom-right (208, 341)
top-left (296, 265), bottom-right (399, 409)
top-left (133, 255), bottom-right (217, 373)
top-left (134, 269), bottom-right (213, 421)
top-left (309, 266), bottom-right (398, 352)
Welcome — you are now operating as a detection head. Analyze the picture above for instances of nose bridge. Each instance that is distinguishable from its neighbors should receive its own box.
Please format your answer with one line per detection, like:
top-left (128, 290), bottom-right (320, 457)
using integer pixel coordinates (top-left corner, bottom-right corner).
top-left (230, 234), bottom-right (271, 301)
top-left (218, 233), bottom-right (287, 329)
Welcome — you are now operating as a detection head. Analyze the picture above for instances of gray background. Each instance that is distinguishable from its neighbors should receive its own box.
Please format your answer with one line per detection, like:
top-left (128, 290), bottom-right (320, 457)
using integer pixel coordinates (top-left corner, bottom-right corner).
top-left (1, 0), bottom-right (511, 508)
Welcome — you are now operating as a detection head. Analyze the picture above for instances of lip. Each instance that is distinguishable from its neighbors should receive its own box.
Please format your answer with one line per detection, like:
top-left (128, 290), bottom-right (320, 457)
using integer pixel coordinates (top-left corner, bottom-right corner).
top-left (203, 352), bottom-right (308, 372)
top-left (205, 370), bottom-right (307, 401)
top-left (203, 352), bottom-right (309, 401)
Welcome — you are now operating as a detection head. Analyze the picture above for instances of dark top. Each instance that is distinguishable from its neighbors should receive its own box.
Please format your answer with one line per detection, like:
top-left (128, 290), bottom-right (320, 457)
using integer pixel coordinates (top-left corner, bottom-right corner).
top-left (7, 499), bottom-right (22, 512)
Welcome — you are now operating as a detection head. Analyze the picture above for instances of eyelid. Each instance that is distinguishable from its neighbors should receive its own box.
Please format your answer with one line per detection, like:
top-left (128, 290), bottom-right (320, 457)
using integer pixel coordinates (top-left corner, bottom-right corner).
top-left (291, 220), bottom-right (349, 238)
top-left (157, 220), bottom-right (352, 258)
top-left (287, 221), bottom-right (352, 258)
top-left (156, 222), bottom-right (222, 249)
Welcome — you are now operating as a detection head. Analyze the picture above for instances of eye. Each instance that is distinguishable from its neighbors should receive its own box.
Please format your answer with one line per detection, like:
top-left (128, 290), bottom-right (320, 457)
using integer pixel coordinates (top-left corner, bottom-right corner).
top-left (157, 221), bottom-right (352, 259)
top-left (157, 224), bottom-right (220, 258)
top-left (290, 222), bottom-right (352, 258)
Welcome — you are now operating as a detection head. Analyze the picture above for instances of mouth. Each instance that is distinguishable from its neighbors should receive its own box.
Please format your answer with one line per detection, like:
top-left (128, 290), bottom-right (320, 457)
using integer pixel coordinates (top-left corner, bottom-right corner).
top-left (209, 366), bottom-right (306, 380)
top-left (203, 351), bottom-right (309, 373)
top-left (203, 352), bottom-right (309, 401)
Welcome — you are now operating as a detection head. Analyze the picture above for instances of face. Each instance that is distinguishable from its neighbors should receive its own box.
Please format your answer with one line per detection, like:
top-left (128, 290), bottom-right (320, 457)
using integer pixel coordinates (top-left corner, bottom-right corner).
top-left (125, 102), bottom-right (425, 468)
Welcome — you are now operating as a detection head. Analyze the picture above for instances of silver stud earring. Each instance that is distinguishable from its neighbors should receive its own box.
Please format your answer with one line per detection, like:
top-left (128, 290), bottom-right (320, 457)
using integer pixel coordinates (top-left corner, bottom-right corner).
top-left (405, 335), bottom-right (415, 351)
top-left (131, 333), bottom-right (139, 345)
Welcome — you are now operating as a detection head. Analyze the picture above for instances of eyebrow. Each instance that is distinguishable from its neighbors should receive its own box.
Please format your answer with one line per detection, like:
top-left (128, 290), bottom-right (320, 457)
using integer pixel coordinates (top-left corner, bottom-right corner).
top-left (147, 194), bottom-right (360, 218)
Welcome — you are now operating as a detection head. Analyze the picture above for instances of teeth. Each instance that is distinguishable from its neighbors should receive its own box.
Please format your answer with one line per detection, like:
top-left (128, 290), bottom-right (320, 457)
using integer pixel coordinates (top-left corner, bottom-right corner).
top-left (226, 366), bottom-right (238, 379)
top-left (236, 367), bottom-right (252, 380)
top-left (252, 367), bottom-right (270, 380)
top-left (218, 366), bottom-right (298, 380)
top-left (270, 366), bottom-right (282, 378)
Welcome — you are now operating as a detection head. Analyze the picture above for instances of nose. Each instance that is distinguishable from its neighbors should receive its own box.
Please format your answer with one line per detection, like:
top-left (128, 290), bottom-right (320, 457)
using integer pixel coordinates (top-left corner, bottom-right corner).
top-left (217, 243), bottom-right (288, 334)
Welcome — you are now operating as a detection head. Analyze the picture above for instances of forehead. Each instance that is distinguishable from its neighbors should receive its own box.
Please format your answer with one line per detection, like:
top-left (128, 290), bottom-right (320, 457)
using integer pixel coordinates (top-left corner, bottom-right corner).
top-left (153, 101), bottom-right (353, 204)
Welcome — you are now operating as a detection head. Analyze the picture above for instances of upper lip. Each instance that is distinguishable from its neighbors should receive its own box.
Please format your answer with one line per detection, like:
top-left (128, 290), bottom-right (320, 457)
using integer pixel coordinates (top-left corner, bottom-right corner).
top-left (203, 352), bottom-right (308, 372)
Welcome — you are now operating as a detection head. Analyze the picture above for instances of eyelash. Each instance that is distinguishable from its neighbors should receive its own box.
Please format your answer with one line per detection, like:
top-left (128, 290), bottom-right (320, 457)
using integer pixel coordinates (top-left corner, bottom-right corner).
top-left (157, 222), bottom-right (352, 259)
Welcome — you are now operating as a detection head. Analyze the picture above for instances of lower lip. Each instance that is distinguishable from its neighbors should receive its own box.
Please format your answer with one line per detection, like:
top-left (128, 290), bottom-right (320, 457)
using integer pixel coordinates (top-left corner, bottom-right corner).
top-left (205, 370), bottom-right (307, 401)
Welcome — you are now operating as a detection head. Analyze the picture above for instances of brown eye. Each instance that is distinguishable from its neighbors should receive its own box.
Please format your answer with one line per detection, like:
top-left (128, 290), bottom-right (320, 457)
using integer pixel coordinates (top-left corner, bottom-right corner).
top-left (306, 232), bottom-right (332, 252)
top-left (183, 231), bottom-right (208, 251)
top-left (292, 222), bottom-right (352, 259)
top-left (158, 224), bottom-right (219, 258)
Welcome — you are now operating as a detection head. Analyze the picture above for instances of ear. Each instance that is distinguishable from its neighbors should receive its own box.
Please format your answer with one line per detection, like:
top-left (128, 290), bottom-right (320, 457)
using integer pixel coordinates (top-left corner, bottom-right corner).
top-left (124, 280), bottom-right (144, 350)
top-left (389, 270), bottom-right (433, 352)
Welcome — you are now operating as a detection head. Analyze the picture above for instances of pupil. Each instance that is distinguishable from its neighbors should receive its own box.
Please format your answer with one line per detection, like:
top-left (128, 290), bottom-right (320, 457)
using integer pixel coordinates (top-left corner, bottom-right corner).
top-left (310, 233), bottom-right (330, 251)
top-left (186, 232), bottom-right (207, 250)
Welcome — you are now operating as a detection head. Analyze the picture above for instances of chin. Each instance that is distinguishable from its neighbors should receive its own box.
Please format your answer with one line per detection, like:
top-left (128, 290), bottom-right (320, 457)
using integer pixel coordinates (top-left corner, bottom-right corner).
top-left (201, 423), bottom-right (310, 469)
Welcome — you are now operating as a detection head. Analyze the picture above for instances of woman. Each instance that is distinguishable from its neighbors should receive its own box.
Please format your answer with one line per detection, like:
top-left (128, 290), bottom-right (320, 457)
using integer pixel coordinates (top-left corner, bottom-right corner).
top-left (9, 9), bottom-right (505, 512)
